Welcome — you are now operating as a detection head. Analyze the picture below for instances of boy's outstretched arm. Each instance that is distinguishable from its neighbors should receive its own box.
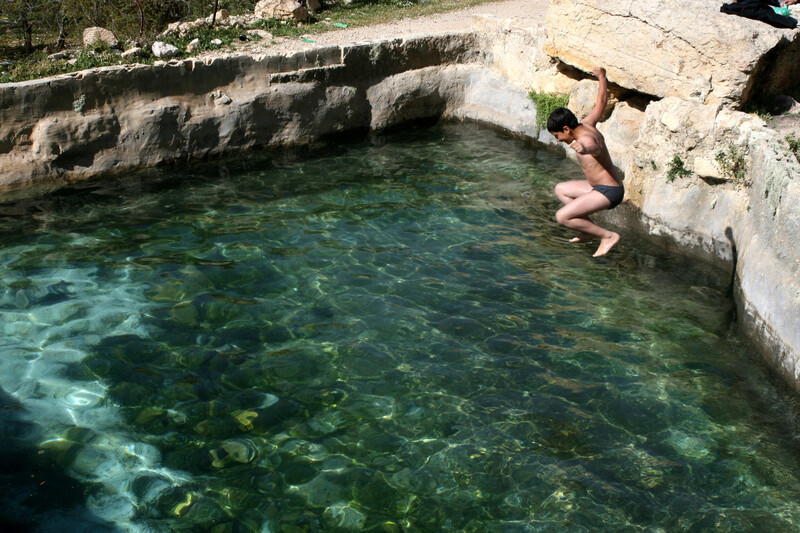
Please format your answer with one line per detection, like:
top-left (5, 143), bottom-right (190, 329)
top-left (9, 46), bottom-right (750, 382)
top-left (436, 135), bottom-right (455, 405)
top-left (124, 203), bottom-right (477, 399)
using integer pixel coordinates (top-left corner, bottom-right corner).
top-left (582, 67), bottom-right (608, 128)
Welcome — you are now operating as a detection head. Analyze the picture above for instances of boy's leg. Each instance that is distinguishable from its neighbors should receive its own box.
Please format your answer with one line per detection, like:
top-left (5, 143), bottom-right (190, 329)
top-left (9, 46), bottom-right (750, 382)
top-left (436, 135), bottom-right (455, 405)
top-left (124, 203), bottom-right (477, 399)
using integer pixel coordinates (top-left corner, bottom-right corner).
top-left (555, 180), bottom-right (592, 205)
top-left (555, 189), bottom-right (620, 257)
top-left (555, 180), bottom-right (595, 242)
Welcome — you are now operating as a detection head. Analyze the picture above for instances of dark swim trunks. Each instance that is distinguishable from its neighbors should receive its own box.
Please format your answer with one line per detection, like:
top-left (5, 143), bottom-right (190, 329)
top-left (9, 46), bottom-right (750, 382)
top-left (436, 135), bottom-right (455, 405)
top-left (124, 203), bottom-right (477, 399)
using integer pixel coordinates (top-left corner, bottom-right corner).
top-left (593, 185), bottom-right (624, 209)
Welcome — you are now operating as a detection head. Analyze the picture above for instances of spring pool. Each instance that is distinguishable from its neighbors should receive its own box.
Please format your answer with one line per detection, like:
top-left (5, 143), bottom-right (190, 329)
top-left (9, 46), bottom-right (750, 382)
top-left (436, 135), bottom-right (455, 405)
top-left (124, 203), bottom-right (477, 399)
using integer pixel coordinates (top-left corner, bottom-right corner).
top-left (1, 122), bottom-right (800, 532)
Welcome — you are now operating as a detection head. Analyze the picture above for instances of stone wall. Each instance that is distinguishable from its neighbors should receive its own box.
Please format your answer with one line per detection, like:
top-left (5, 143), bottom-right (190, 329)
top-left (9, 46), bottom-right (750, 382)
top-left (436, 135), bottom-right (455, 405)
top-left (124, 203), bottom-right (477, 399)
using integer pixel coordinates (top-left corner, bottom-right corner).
top-left (0, 32), bottom-right (541, 191)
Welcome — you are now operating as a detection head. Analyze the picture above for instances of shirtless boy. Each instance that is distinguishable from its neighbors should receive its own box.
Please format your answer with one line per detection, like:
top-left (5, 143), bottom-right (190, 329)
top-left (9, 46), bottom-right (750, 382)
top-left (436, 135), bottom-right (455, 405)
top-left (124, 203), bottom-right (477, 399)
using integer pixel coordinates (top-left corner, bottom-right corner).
top-left (547, 67), bottom-right (623, 257)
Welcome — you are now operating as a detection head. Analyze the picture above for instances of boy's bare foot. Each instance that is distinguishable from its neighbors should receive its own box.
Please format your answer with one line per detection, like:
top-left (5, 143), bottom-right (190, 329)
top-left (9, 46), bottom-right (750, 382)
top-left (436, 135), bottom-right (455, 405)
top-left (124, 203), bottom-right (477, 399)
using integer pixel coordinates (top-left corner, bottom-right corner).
top-left (593, 232), bottom-right (620, 257)
top-left (569, 232), bottom-right (595, 243)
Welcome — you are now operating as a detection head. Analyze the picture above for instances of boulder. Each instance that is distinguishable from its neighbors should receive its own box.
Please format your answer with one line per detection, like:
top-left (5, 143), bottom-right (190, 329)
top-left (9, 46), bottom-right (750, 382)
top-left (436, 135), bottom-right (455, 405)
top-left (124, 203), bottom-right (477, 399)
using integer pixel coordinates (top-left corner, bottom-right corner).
top-left (152, 41), bottom-right (180, 59)
top-left (82, 27), bottom-right (119, 49)
top-left (544, 0), bottom-right (800, 108)
top-left (254, 0), bottom-right (310, 22)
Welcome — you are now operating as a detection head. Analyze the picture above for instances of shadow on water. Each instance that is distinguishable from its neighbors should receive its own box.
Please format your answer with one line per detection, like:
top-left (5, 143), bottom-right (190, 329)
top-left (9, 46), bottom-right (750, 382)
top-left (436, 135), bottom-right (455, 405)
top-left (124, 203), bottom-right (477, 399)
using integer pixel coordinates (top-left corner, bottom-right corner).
top-left (0, 386), bottom-right (118, 533)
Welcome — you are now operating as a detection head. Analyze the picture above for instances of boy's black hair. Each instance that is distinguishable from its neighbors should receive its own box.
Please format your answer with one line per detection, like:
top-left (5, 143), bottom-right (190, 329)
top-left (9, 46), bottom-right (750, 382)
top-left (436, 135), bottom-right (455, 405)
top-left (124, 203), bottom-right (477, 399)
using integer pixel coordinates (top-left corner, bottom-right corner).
top-left (547, 107), bottom-right (580, 133)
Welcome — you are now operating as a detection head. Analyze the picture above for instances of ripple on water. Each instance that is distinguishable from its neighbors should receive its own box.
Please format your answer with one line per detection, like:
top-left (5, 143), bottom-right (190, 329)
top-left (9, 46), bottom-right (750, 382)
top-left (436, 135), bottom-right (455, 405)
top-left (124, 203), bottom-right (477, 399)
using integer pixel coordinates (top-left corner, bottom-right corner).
top-left (0, 123), bottom-right (799, 532)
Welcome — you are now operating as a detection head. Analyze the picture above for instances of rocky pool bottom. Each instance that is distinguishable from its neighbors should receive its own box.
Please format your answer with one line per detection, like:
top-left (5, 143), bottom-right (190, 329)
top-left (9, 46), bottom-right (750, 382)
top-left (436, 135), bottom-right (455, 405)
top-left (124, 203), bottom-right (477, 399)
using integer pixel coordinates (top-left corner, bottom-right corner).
top-left (1, 122), bottom-right (799, 532)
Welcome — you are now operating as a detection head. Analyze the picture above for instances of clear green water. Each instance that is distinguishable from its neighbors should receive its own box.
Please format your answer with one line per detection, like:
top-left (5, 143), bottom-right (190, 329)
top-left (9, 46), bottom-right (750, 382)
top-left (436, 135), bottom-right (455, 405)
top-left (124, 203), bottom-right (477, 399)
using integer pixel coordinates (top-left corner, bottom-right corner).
top-left (1, 123), bottom-right (800, 532)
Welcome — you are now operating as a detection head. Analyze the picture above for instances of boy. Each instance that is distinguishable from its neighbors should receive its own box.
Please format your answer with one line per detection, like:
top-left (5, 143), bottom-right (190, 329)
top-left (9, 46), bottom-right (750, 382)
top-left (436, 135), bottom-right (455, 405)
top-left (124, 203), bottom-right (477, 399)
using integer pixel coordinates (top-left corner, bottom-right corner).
top-left (547, 67), bottom-right (623, 257)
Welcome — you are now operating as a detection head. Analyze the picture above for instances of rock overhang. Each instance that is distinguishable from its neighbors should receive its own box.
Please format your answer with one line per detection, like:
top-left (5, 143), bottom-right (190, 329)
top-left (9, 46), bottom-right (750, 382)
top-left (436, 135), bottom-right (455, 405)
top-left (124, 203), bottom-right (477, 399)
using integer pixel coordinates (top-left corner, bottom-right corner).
top-left (544, 0), bottom-right (800, 108)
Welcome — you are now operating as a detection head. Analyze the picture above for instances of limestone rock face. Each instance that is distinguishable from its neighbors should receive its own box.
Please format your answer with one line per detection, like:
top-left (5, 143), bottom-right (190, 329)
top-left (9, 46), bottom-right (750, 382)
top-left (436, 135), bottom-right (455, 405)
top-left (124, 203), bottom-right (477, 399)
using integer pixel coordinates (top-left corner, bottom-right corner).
top-left (254, 0), bottom-right (309, 22)
top-left (544, 0), bottom-right (800, 107)
top-left (629, 97), bottom-right (765, 188)
top-left (596, 101), bottom-right (644, 175)
top-left (567, 79), bottom-right (621, 122)
top-left (83, 27), bottom-right (118, 49)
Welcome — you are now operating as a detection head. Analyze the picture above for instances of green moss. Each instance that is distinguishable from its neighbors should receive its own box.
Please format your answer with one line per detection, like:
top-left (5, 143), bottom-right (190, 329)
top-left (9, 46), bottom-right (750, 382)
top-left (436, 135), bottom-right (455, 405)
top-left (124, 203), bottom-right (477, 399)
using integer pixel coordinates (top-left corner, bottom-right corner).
top-left (528, 91), bottom-right (570, 129)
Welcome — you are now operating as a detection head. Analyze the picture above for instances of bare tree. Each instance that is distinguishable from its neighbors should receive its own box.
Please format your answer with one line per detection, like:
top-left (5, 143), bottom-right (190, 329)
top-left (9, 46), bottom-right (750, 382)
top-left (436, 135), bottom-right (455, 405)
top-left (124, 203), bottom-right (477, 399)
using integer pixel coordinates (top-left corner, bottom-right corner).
top-left (0, 0), bottom-right (64, 53)
top-left (210, 0), bottom-right (219, 27)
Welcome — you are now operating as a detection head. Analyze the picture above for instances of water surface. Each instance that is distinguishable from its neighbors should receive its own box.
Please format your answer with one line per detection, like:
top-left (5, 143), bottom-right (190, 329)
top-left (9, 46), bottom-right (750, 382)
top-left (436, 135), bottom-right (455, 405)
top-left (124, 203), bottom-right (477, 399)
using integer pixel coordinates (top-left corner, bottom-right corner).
top-left (1, 123), bottom-right (799, 532)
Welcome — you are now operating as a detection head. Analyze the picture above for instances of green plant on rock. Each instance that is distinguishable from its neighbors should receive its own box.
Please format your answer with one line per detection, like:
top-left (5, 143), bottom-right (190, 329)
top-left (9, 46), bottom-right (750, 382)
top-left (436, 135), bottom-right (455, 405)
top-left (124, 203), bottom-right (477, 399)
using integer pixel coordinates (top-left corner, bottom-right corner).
top-left (786, 132), bottom-right (800, 162)
top-left (714, 145), bottom-right (748, 186)
top-left (666, 154), bottom-right (691, 182)
top-left (528, 91), bottom-right (570, 129)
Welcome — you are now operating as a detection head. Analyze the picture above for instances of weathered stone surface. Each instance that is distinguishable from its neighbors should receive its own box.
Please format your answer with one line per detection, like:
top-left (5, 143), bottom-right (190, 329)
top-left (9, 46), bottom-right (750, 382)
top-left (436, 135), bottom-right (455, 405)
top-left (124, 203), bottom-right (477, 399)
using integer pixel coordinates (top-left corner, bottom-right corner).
top-left (152, 41), bottom-right (180, 59)
top-left (83, 27), bottom-right (119, 49)
top-left (473, 15), bottom-right (563, 92)
top-left (567, 79), bottom-right (621, 122)
top-left (254, 0), bottom-right (309, 22)
top-left (596, 101), bottom-right (644, 175)
top-left (629, 97), bottom-right (763, 189)
top-left (450, 67), bottom-right (539, 139)
top-left (544, 0), bottom-right (800, 107)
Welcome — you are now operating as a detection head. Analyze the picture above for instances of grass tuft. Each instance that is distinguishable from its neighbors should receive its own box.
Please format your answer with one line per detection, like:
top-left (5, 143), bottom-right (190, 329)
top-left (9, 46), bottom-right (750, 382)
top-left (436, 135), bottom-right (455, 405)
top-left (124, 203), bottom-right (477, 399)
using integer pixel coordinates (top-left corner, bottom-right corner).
top-left (528, 91), bottom-right (569, 129)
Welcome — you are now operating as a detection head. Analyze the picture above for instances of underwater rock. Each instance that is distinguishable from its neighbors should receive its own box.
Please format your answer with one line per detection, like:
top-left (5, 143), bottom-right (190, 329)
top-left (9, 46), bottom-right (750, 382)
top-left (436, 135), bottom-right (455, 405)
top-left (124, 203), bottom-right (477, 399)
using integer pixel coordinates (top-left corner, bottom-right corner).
top-left (209, 438), bottom-right (257, 467)
top-left (323, 501), bottom-right (366, 531)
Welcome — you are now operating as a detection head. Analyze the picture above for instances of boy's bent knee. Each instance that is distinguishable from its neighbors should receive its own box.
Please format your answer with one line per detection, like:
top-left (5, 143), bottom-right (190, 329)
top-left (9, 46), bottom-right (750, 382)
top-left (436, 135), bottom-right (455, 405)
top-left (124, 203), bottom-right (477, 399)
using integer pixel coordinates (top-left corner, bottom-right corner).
top-left (555, 209), bottom-right (569, 226)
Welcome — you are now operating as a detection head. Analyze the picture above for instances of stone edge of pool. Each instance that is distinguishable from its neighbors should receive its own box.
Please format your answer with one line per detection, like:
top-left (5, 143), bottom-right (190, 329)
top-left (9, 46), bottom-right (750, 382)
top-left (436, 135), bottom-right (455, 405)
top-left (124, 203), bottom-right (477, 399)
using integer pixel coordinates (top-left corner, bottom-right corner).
top-left (0, 14), bottom-right (799, 397)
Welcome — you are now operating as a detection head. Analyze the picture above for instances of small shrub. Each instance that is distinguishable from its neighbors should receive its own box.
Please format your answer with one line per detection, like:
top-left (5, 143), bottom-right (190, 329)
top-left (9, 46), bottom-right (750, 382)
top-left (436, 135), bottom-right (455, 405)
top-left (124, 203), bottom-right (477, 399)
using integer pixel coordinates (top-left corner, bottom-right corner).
top-left (528, 91), bottom-right (570, 129)
top-left (666, 155), bottom-right (691, 182)
top-left (714, 145), bottom-right (748, 186)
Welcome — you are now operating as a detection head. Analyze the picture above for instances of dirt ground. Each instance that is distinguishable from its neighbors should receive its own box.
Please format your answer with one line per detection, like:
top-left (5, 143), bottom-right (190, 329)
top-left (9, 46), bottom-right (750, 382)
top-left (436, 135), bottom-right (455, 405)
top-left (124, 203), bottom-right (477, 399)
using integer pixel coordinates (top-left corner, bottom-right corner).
top-left (200, 0), bottom-right (550, 59)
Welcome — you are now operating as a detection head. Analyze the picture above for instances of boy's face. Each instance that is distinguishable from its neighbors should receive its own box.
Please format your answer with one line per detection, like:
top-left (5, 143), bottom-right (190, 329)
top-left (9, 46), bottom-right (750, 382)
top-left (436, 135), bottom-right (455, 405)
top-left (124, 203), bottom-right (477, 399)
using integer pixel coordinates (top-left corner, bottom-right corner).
top-left (551, 126), bottom-right (574, 144)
